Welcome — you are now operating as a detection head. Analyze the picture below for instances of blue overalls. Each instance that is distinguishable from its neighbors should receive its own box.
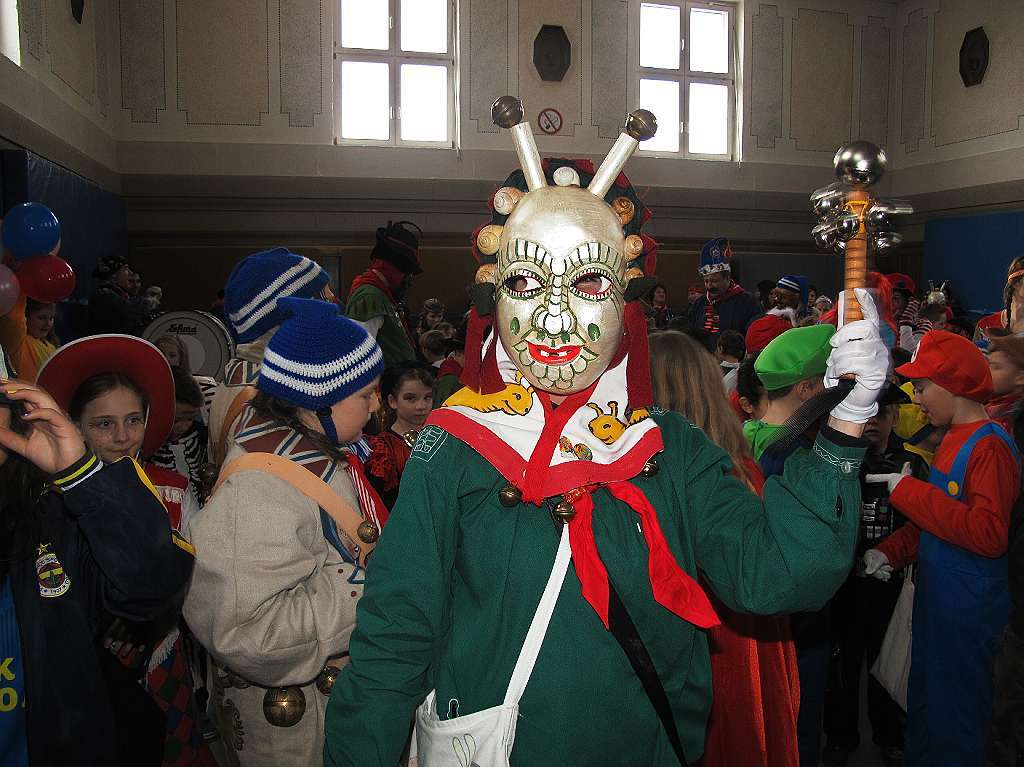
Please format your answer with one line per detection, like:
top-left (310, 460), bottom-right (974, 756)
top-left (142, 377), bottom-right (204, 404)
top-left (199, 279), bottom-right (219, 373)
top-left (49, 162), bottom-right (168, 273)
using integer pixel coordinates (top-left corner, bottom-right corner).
top-left (906, 422), bottom-right (1018, 767)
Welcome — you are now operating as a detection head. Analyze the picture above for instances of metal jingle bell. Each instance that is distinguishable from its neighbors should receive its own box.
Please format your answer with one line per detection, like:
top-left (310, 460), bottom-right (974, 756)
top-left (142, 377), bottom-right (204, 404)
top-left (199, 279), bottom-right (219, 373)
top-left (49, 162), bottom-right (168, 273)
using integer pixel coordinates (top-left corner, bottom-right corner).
top-left (316, 665), bottom-right (341, 696)
top-left (552, 500), bottom-right (576, 523)
top-left (263, 686), bottom-right (306, 727)
top-left (357, 520), bottom-right (380, 544)
top-left (499, 483), bottom-right (522, 507)
top-left (640, 458), bottom-right (660, 477)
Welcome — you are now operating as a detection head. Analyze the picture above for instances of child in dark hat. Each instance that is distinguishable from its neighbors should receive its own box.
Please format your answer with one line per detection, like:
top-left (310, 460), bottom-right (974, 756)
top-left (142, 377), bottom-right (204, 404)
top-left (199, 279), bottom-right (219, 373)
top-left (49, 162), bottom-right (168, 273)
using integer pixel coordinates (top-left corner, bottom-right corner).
top-left (346, 221), bottom-right (424, 368)
top-left (864, 330), bottom-right (1021, 767)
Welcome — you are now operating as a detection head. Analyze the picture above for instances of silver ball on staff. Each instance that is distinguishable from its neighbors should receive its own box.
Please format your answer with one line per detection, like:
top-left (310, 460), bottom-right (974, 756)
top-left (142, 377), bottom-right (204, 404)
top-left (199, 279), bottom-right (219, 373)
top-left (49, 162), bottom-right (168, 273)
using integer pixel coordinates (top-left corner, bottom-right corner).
top-left (833, 141), bottom-right (887, 188)
top-left (491, 96), bottom-right (525, 128)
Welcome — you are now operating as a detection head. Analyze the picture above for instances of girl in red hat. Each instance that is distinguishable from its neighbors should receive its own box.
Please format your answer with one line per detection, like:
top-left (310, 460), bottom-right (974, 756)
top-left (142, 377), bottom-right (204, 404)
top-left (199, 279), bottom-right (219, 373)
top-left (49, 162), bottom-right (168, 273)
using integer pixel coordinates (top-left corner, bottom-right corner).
top-left (0, 342), bottom-right (194, 767)
top-left (37, 335), bottom-right (215, 767)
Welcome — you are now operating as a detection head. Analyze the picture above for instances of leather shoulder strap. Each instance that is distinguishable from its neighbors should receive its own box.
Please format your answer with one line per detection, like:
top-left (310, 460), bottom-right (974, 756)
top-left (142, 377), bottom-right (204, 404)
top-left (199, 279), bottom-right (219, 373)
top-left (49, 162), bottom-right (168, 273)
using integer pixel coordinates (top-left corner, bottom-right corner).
top-left (215, 386), bottom-right (257, 465)
top-left (214, 452), bottom-right (375, 566)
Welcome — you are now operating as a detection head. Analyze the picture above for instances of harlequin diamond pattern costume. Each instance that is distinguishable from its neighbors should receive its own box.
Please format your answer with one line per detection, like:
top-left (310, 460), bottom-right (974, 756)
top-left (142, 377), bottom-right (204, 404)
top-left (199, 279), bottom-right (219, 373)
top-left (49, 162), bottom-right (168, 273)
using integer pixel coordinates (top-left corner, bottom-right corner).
top-left (325, 98), bottom-right (889, 766)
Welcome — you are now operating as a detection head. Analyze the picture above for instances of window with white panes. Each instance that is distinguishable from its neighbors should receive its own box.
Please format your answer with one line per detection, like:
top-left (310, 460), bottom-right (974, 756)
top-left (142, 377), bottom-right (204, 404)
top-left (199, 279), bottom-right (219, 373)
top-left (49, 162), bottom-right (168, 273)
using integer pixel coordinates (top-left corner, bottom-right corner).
top-left (335, 0), bottom-right (455, 146)
top-left (636, 1), bottom-right (735, 158)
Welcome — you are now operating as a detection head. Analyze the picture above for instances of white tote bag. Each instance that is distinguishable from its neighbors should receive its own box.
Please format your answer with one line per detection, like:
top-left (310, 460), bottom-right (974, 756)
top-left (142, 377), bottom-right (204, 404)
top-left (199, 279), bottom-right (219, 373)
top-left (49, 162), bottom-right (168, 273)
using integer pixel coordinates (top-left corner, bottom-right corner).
top-left (870, 564), bottom-right (915, 711)
top-left (412, 526), bottom-right (571, 767)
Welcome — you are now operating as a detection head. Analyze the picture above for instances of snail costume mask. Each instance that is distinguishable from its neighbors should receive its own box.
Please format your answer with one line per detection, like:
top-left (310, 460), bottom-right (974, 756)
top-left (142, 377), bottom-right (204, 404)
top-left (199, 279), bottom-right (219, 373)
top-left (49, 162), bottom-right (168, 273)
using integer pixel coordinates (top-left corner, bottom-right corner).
top-left (428, 97), bottom-right (719, 631)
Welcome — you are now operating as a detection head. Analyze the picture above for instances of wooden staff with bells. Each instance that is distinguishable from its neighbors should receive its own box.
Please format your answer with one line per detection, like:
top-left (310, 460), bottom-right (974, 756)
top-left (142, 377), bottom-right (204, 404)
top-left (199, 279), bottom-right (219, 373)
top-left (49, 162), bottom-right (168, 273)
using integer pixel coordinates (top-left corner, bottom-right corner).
top-left (811, 141), bottom-right (912, 325)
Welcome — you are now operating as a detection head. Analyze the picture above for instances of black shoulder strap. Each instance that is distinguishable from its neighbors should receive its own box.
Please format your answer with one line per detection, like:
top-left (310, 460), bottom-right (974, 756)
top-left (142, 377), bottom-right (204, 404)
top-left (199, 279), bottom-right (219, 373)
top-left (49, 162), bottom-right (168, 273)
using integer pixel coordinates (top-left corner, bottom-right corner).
top-left (608, 581), bottom-right (690, 767)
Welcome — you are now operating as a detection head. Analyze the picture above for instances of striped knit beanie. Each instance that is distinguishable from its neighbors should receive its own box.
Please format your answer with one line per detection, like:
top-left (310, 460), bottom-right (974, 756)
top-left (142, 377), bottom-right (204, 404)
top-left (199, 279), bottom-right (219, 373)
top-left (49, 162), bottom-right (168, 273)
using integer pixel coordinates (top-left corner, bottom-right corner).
top-left (224, 248), bottom-right (330, 343)
top-left (258, 297), bottom-right (384, 410)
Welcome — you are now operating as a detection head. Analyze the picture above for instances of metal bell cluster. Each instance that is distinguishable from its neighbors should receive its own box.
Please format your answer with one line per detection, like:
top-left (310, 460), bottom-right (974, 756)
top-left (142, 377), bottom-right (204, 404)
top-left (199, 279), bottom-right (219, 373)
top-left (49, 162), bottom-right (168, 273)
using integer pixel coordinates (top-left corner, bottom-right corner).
top-left (809, 141), bottom-right (912, 256)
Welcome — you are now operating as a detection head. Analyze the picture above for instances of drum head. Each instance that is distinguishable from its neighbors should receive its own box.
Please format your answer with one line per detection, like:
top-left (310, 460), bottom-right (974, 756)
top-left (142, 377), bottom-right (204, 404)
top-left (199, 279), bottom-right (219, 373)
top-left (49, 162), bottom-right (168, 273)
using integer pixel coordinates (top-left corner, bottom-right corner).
top-left (144, 311), bottom-right (234, 379)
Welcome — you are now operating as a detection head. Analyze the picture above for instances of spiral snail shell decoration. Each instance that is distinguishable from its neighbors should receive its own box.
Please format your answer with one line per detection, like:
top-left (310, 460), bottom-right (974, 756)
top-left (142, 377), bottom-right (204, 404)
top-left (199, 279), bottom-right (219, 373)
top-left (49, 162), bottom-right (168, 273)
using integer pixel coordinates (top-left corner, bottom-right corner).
top-left (475, 224), bottom-right (503, 256)
top-left (624, 234), bottom-right (644, 258)
top-left (612, 197), bottom-right (635, 227)
top-left (493, 186), bottom-right (524, 215)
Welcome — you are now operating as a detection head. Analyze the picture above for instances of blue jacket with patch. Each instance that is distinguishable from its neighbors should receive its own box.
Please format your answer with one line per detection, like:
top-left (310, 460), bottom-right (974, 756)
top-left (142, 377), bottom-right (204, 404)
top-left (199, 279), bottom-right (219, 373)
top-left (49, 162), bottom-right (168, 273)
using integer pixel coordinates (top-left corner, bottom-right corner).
top-left (5, 454), bottom-right (194, 767)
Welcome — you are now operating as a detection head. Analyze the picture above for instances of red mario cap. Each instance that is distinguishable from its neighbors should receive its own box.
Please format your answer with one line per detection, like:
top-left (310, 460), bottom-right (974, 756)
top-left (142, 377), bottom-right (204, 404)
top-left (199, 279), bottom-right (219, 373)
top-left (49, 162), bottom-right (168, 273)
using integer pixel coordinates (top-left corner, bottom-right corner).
top-left (895, 329), bottom-right (993, 402)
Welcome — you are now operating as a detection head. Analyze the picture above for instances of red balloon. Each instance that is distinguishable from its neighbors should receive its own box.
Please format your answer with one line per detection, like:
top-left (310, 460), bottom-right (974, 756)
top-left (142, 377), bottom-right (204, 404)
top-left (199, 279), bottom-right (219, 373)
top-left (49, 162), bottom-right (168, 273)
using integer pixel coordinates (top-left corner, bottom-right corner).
top-left (16, 254), bottom-right (76, 302)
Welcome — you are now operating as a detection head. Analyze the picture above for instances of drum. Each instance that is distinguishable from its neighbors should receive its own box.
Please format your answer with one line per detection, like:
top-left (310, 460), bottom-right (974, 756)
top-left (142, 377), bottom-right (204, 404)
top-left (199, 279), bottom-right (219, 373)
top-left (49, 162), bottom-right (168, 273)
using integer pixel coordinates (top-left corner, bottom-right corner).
top-left (144, 311), bottom-right (234, 380)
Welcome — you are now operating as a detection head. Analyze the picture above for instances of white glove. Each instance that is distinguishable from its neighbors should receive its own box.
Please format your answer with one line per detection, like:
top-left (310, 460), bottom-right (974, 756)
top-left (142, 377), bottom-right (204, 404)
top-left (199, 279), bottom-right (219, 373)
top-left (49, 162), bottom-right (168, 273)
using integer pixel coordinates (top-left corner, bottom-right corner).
top-left (864, 461), bottom-right (912, 494)
top-left (863, 549), bottom-right (893, 581)
top-left (826, 288), bottom-right (890, 423)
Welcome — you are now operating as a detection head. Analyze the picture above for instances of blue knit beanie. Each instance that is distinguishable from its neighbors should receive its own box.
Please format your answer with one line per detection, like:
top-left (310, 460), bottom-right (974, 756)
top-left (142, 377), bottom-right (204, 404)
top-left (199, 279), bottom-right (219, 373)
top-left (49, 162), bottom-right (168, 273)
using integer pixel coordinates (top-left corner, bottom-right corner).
top-left (224, 248), bottom-right (330, 343)
top-left (258, 297), bottom-right (384, 410)
top-left (777, 274), bottom-right (810, 308)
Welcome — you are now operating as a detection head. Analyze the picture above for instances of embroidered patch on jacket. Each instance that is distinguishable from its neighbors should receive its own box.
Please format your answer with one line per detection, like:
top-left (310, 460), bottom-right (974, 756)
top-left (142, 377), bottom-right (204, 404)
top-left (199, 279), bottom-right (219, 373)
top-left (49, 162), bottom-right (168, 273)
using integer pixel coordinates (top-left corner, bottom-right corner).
top-left (411, 425), bottom-right (447, 463)
top-left (35, 543), bottom-right (71, 598)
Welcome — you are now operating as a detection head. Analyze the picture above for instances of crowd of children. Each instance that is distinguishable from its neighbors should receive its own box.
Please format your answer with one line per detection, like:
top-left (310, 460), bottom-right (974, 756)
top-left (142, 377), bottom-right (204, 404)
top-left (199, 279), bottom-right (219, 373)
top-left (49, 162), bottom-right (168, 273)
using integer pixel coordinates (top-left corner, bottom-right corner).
top-left (1, 189), bottom-right (1023, 767)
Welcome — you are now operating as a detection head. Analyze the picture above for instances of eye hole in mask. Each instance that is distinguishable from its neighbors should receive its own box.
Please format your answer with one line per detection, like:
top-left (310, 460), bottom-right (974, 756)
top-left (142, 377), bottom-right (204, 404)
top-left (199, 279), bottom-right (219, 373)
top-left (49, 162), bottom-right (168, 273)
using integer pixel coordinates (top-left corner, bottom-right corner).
top-left (571, 272), bottom-right (613, 300)
top-left (503, 269), bottom-right (544, 298)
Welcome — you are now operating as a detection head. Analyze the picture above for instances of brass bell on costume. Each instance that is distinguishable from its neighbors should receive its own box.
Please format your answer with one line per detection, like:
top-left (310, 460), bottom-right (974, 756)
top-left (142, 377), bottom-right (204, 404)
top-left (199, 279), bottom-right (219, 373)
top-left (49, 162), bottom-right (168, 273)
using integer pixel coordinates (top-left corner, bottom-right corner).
top-left (498, 483), bottom-right (522, 507)
top-left (641, 458), bottom-right (660, 477)
top-left (357, 521), bottom-right (380, 544)
top-left (552, 500), bottom-right (577, 522)
top-left (402, 429), bottom-right (420, 448)
top-left (263, 686), bottom-right (306, 727)
top-left (316, 665), bottom-right (341, 696)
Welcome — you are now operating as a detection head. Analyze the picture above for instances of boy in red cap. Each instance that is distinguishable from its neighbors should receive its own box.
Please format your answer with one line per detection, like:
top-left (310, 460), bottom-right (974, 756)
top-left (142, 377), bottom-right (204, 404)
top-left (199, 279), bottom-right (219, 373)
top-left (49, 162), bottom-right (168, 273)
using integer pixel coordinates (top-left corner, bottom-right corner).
top-left (862, 330), bottom-right (1021, 767)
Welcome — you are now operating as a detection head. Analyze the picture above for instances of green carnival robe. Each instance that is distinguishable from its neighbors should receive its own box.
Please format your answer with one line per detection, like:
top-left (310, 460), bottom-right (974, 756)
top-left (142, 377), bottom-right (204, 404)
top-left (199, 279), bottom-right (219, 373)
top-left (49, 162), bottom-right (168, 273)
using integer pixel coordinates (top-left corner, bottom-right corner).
top-left (324, 411), bottom-right (864, 766)
top-left (345, 283), bottom-right (417, 368)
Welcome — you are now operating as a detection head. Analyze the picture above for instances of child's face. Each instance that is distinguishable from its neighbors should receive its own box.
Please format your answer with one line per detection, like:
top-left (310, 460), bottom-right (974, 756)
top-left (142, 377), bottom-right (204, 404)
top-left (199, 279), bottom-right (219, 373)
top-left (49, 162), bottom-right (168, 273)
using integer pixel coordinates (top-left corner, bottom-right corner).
top-left (328, 379), bottom-right (380, 444)
top-left (912, 379), bottom-right (955, 427)
top-left (170, 402), bottom-right (200, 441)
top-left (988, 350), bottom-right (1024, 396)
top-left (26, 304), bottom-right (55, 340)
top-left (77, 386), bottom-right (146, 463)
top-left (388, 378), bottom-right (433, 429)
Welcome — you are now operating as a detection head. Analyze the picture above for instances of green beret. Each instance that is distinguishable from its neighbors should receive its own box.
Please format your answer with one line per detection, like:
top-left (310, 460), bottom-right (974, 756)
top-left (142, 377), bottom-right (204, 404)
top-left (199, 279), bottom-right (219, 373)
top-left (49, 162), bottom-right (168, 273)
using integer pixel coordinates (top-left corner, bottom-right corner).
top-left (754, 324), bottom-right (836, 391)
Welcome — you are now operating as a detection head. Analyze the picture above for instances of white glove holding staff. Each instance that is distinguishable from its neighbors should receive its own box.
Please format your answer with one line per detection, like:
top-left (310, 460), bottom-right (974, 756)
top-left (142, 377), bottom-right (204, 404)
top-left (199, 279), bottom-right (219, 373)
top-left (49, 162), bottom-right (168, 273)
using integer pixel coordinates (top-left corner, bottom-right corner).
top-left (825, 288), bottom-right (890, 424)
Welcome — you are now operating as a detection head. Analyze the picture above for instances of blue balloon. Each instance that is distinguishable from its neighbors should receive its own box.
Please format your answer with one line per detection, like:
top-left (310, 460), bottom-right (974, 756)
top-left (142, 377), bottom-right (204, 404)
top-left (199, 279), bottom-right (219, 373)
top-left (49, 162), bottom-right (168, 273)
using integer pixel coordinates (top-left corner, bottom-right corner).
top-left (1, 202), bottom-right (61, 260)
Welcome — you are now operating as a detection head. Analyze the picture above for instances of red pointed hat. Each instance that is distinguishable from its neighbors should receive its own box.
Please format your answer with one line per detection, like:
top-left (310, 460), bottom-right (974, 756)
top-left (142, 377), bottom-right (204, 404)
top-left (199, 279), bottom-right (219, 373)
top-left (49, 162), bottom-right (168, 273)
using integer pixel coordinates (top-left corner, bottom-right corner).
top-left (37, 334), bottom-right (176, 456)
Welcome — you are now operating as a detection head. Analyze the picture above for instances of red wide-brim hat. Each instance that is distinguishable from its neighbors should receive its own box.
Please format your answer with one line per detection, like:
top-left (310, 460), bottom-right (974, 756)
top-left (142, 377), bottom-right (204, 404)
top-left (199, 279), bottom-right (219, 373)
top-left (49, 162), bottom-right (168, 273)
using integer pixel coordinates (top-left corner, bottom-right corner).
top-left (36, 334), bottom-right (175, 456)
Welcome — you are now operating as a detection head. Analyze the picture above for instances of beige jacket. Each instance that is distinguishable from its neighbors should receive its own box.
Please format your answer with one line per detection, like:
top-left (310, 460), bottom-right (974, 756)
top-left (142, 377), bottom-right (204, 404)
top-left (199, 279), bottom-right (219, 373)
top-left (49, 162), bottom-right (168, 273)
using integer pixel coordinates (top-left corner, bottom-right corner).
top-left (184, 437), bottom-right (363, 766)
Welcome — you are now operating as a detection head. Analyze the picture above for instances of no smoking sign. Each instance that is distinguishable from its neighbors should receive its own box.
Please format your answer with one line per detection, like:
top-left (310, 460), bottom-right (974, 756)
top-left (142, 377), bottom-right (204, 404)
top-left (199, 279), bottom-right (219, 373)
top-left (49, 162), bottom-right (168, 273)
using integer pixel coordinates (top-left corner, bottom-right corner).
top-left (537, 108), bottom-right (563, 135)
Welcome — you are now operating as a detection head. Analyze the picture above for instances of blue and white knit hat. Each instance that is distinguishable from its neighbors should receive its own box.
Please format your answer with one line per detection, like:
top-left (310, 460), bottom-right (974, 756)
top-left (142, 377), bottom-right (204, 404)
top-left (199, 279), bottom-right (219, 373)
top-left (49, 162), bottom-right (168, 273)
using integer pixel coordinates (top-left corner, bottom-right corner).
top-left (258, 297), bottom-right (384, 410)
top-left (697, 237), bottom-right (732, 277)
top-left (224, 248), bottom-right (330, 343)
top-left (776, 274), bottom-right (810, 308)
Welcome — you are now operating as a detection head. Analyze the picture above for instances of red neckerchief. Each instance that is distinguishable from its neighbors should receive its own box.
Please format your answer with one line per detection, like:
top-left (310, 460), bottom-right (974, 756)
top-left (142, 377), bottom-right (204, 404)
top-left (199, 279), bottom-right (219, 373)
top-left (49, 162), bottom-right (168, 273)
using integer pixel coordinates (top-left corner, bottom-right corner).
top-left (437, 356), bottom-right (463, 379)
top-left (568, 481), bottom-right (720, 630)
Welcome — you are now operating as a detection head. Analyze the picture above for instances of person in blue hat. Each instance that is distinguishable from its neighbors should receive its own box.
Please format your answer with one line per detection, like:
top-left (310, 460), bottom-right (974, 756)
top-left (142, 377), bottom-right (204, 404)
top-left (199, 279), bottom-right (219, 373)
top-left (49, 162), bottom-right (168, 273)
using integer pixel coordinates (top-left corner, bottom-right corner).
top-left (186, 297), bottom-right (387, 767)
top-left (773, 274), bottom-right (811, 319)
top-left (687, 237), bottom-right (762, 342)
top-left (208, 247), bottom-right (334, 466)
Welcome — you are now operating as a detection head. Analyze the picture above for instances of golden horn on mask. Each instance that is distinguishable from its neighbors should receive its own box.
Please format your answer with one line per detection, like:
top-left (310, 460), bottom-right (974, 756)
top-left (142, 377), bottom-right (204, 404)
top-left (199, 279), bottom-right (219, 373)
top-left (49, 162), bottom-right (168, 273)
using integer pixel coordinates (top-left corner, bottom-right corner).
top-left (588, 109), bottom-right (658, 199)
top-left (491, 96), bottom-right (547, 192)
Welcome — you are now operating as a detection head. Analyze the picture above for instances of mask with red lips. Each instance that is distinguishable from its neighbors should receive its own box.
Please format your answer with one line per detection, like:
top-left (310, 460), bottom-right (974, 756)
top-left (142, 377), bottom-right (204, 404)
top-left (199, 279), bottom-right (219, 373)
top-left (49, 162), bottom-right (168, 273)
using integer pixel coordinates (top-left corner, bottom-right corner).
top-left (495, 186), bottom-right (626, 393)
